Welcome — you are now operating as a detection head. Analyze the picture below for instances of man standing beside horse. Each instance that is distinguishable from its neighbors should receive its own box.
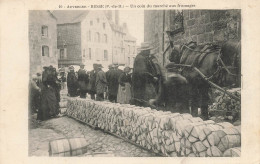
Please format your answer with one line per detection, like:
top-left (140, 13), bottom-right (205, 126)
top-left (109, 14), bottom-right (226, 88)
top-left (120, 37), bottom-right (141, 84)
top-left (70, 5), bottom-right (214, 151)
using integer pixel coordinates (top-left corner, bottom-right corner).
top-left (131, 42), bottom-right (162, 106)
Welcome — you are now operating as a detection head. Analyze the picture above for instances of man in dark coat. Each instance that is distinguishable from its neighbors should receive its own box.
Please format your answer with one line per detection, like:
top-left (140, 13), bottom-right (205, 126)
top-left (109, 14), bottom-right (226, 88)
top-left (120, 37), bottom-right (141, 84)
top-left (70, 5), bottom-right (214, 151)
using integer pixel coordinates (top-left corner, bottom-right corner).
top-left (88, 63), bottom-right (98, 100)
top-left (78, 63), bottom-right (89, 98)
top-left (95, 64), bottom-right (107, 101)
top-left (67, 66), bottom-right (78, 97)
top-left (106, 64), bottom-right (114, 101)
top-left (132, 42), bottom-right (162, 106)
top-left (106, 64), bottom-right (121, 102)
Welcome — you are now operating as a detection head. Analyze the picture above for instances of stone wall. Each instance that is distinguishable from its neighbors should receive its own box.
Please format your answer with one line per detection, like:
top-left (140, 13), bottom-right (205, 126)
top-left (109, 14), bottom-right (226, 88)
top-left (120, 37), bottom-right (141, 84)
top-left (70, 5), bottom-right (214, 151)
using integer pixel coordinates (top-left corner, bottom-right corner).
top-left (29, 10), bottom-right (58, 76)
top-left (65, 97), bottom-right (241, 157)
top-left (144, 10), bottom-right (241, 67)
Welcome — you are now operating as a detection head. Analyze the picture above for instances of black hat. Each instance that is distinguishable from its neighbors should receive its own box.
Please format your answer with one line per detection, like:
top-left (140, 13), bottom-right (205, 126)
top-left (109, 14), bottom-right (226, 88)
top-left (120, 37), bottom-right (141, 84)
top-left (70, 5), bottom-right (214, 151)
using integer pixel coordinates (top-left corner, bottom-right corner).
top-left (97, 64), bottom-right (103, 68)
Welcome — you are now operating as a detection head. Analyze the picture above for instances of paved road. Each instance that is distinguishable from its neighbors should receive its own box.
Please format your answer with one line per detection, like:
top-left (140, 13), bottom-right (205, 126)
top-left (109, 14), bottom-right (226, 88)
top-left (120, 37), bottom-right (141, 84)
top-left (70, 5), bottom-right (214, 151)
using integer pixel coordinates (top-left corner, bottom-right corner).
top-left (29, 114), bottom-right (158, 157)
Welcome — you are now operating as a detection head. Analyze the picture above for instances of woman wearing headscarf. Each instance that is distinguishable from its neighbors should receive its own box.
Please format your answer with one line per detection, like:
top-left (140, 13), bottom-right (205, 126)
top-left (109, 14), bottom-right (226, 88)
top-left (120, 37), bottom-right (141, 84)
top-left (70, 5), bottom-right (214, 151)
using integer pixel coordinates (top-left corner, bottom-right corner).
top-left (117, 66), bottom-right (132, 104)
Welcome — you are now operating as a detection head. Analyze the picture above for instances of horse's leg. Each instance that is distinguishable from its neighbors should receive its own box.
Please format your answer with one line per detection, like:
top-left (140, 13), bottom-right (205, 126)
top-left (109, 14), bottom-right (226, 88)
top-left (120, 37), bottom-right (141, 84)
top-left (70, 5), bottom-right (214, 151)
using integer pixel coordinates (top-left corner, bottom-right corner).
top-left (198, 83), bottom-right (210, 120)
top-left (189, 84), bottom-right (199, 117)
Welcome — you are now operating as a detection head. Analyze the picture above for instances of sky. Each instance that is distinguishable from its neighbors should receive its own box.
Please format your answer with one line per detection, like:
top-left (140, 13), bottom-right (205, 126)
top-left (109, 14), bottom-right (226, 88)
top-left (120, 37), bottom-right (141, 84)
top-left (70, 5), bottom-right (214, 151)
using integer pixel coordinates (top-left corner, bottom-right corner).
top-left (119, 10), bottom-right (144, 46)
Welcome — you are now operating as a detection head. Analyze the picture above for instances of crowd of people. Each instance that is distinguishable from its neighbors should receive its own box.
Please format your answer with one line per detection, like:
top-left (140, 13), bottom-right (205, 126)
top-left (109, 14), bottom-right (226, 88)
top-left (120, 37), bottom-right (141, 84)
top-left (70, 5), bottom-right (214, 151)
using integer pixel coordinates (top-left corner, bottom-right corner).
top-left (66, 63), bottom-right (133, 103)
top-left (29, 63), bottom-right (133, 121)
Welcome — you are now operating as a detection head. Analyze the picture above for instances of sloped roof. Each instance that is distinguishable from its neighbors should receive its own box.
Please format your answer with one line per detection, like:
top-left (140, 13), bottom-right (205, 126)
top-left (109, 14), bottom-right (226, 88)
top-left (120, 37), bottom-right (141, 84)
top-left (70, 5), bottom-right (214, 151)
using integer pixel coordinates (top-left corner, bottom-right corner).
top-left (52, 10), bottom-right (89, 24)
top-left (125, 33), bottom-right (137, 42)
top-left (106, 19), bottom-right (126, 34)
top-left (53, 10), bottom-right (127, 34)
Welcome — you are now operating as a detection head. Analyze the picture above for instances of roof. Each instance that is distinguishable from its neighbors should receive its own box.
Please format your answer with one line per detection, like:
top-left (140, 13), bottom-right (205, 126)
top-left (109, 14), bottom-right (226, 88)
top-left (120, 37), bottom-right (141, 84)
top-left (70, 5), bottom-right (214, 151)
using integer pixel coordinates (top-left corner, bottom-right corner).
top-left (106, 19), bottom-right (126, 34)
top-left (53, 10), bottom-right (126, 34)
top-left (52, 10), bottom-right (89, 24)
top-left (125, 33), bottom-right (136, 42)
top-left (47, 10), bottom-right (57, 20)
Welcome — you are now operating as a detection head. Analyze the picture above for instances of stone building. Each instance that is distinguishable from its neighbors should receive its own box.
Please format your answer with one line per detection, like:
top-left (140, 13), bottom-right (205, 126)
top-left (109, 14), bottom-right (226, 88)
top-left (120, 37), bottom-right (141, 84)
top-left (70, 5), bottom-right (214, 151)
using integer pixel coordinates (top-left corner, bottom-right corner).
top-left (123, 23), bottom-right (137, 68)
top-left (53, 10), bottom-right (112, 70)
top-left (29, 10), bottom-right (58, 76)
top-left (144, 10), bottom-right (241, 66)
top-left (53, 10), bottom-right (136, 70)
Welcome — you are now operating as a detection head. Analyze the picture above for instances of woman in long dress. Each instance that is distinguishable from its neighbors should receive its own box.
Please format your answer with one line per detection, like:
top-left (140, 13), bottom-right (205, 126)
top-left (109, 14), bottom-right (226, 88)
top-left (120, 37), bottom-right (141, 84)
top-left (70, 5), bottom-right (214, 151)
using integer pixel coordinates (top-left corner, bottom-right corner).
top-left (117, 67), bottom-right (132, 104)
top-left (37, 66), bottom-right (60, 121)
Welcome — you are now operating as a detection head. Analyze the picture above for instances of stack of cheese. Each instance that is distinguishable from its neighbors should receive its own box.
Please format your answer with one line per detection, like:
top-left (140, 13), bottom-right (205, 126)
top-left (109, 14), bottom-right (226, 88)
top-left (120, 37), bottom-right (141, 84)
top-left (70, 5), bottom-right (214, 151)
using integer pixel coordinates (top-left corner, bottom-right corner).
top-left (65, 97), bottom-right (241, 157)
top-left (209, 88), bottom-right (241, 122)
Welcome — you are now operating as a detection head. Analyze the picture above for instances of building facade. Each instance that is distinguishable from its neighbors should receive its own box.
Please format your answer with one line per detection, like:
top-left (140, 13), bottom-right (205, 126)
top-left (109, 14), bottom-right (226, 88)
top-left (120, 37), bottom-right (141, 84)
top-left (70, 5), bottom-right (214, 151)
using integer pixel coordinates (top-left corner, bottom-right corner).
top-left (144, 10), bottom-right (241, 67)
top-left (54, 10), bottom-right (136, 70)
top-left (81, 11), bottom-right (113, 70)
top-left (29, 10), bottom-right (58, 76)
top-left (123, 23), bottom-right (137, 68)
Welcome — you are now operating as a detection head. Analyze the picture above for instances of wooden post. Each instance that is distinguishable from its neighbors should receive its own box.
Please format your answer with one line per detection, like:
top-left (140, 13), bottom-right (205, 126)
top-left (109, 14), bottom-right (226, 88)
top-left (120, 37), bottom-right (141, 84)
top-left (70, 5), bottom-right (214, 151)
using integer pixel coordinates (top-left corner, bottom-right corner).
top-left (162, 10), bottom-right (165, 66)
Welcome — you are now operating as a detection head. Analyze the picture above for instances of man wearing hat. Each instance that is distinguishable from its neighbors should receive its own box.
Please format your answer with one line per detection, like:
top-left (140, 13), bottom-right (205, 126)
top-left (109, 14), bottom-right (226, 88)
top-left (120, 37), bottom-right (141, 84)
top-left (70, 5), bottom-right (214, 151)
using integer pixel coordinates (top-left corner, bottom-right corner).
top-left (95, 64), bottom-right (107, 101)
top-left (67, 66), bottom-right (78, 97)
top-left (77, 63), bottom-right (89, 98)
top-left (106, 64), bottom-right (114, 101)
top-left (88, 63), bottom-right (99, 100)
top-left (131, 42), bottom-right (162, 106)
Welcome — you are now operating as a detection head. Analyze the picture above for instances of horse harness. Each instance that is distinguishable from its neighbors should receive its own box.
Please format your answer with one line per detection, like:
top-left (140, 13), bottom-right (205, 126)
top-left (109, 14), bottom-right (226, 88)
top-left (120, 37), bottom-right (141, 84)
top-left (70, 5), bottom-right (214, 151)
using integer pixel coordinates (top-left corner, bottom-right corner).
top-left (179, 43), bottom-right (240, 80)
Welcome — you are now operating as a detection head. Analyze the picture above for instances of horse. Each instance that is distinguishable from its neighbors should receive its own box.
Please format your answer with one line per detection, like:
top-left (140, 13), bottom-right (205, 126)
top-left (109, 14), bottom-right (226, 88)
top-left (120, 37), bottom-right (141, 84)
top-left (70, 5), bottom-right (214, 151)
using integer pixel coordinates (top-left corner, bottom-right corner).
top-left (161, 40), bottom-right (241, 119)
top-left (132, 49), bottom-right (191, 113)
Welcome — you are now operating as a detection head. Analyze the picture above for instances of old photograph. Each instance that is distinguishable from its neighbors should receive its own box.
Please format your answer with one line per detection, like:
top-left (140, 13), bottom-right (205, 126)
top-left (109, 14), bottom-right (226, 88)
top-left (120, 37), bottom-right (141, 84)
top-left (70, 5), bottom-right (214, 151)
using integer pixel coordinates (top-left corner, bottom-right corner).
top-left (28, 10), bottom-right (241, 157)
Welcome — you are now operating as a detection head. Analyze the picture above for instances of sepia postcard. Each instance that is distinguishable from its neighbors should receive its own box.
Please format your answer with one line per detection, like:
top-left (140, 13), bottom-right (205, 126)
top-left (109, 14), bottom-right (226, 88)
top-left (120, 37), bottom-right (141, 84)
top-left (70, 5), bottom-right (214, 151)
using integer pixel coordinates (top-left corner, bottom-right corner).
top-left (0, 0), bottom-right (259, 164)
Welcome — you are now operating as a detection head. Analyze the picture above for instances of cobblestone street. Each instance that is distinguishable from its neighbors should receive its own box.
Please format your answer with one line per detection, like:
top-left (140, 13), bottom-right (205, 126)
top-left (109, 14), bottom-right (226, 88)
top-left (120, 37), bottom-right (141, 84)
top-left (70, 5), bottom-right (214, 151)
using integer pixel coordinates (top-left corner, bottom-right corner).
top-left (29, 114), bottom-right (158, 157)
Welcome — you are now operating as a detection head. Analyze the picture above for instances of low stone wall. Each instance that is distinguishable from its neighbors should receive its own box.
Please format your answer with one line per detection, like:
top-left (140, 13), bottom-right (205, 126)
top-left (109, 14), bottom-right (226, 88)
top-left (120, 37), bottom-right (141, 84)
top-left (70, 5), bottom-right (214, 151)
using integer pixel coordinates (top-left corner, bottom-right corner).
top-left (65, 97), bottom-right (241, 157)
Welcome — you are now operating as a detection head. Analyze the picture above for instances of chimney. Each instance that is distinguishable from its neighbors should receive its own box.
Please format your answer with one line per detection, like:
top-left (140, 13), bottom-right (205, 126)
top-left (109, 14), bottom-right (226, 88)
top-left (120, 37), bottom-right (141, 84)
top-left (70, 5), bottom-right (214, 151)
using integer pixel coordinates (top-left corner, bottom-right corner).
top-left (123, 22), bottom-right (127, 28)
top-left (123, 22), bottom-right (128, 32)
top-left (115, 10), bottom-right (119, 25)
top-left (106, 10), bottom-right (112, 20)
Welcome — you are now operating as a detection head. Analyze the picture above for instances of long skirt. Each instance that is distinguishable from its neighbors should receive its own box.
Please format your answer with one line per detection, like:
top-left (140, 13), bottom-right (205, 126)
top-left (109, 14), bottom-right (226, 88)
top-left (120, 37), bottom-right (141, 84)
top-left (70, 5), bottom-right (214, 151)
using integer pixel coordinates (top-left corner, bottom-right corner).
top-left (117, 83), bottom-right (132, 104)
top-left (37, 86), bottom-right (59, 121)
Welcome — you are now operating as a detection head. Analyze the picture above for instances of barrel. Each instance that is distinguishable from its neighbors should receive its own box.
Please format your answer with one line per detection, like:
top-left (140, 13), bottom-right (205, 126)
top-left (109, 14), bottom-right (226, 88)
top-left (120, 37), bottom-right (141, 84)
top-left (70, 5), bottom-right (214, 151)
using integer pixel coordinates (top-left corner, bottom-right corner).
top-left (49, 137), bottom-right (88, 157)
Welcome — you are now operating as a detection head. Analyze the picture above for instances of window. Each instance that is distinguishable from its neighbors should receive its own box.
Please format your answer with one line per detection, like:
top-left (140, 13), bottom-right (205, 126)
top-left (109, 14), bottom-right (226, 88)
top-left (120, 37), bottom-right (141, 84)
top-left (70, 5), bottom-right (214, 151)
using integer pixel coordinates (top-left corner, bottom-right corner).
top-left (128, 45), bottom-right (130, 53)
top-left (103, 23), bottom-right (106, 29)
top-left (89, 48), bottom-right (92, 60)
top-left (104, 50), bottom-right (108, 61)
top-left (96, 48), bottom-right (101, 60)
top-left (60, 49), bottom-right (65, 59)
top-left (90, 21), bottom-right (93, 26)
top-left (42, 46), bottom-right (49, 57)
top-left (104, 34), bottom-right (107, 43)
top-left (97, 18), bottom-right (99, 23)
top-left (41, 26), bottom-right (48, 37)
top-left (89, 31), bottom-right (91, 41)
top-left (128, 57), bottom-right (130, 65)
top-left (83, 49), bottom-right (85, 57)
top-left (96, 32), bottom-right (100, 42)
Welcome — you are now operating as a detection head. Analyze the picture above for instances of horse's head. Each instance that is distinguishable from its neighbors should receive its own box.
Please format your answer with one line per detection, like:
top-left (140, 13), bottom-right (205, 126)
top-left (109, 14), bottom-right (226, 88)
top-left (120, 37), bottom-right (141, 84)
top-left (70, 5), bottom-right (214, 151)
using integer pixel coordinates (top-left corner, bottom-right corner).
top-left (169, 41), bottom-right (197, 64)
top-left (219, 40), bottom-right (241, 87)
